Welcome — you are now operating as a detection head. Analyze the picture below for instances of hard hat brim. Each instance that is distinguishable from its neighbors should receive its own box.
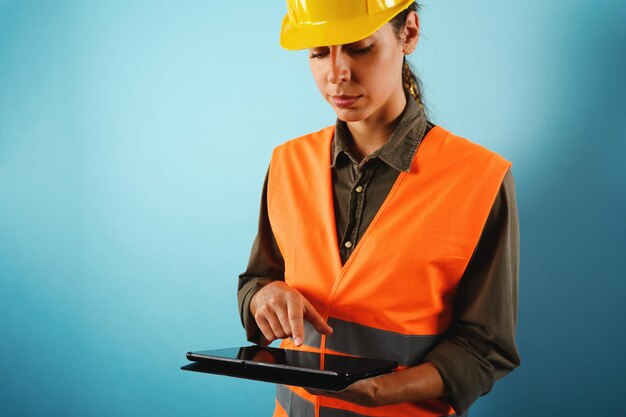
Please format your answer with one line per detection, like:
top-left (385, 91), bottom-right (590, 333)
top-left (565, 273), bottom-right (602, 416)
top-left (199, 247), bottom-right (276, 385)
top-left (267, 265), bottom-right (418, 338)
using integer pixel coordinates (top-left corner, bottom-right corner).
top-left (280, 0), bottom-right (414, 50)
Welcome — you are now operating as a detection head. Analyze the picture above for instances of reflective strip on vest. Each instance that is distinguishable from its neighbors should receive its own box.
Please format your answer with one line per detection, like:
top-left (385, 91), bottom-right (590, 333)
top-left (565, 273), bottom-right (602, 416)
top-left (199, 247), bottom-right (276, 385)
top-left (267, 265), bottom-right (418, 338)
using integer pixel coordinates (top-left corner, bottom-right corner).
top-left (325, 317), bottom-right (442, 367)
top-left (304, 319), bottom-right (441, 367)
top-left (276, 385), bottom-right (469, 417)
top-left (303, 321), bottom-right (322, 348)
top-left (276, 384), bottom-right (314, 417)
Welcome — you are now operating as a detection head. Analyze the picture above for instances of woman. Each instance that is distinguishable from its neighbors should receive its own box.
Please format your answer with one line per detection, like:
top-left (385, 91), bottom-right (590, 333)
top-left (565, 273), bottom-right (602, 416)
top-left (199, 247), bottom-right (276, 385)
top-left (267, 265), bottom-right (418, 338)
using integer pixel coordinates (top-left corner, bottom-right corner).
top-left (238, 1), bottom-right (520, 416)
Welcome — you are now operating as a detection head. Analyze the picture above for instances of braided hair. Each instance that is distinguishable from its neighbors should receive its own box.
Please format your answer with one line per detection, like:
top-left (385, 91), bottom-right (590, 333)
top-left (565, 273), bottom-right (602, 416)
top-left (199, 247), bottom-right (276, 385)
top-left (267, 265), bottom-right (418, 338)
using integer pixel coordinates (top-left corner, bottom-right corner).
top-left (390, 2), bottom-right (426, 111)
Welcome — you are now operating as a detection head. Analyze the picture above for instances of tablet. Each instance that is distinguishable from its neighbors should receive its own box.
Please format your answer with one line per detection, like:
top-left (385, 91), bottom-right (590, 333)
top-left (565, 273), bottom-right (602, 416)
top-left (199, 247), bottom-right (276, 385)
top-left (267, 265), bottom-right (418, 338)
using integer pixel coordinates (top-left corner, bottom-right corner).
top-left (181, 346), bottom-right (398, 391)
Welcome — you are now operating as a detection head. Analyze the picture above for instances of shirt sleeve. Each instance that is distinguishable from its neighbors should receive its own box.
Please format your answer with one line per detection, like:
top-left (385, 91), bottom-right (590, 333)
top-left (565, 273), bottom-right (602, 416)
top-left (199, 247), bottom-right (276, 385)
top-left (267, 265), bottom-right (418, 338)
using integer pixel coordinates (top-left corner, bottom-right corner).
top-left (424, 169), bottom-right (521, 415)
top-left (237, 166), bottom-right (285, 343)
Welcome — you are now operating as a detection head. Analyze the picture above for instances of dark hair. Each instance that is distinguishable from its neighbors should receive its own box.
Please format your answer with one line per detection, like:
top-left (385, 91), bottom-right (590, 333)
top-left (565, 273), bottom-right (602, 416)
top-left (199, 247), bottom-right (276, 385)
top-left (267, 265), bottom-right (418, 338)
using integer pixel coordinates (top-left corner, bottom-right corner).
top-left (389, 2), bottom-right (426, 112)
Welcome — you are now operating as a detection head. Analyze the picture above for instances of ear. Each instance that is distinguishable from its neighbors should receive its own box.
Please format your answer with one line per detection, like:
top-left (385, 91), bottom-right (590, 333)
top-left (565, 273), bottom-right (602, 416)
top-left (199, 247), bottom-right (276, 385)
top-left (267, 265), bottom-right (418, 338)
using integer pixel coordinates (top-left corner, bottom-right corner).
top-left (402, 11), bottom-right (419, 55)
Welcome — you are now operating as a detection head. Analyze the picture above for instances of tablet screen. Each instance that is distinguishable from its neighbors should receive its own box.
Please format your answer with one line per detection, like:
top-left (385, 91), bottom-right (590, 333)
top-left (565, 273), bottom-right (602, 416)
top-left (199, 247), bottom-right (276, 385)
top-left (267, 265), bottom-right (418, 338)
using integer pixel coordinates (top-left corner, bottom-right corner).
top-left (183, 346), bottom-right (398, 391)
top-left (187, 346), bottom-right (395, 376)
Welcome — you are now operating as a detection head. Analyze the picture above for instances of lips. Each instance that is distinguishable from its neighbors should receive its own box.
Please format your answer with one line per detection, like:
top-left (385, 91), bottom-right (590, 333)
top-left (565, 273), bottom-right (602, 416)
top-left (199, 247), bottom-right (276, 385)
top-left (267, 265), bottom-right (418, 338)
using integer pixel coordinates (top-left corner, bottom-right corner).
top-left (331, 95), bottom-right (361, 109)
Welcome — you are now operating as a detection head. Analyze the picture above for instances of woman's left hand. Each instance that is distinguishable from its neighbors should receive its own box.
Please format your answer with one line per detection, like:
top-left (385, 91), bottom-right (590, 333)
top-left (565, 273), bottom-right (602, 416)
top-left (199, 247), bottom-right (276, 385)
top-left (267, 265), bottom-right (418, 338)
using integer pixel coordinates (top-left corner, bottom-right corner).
top-left (304, 378), bottom-right (381, 407)
top-left (304, 362), bottom-right (447, 407)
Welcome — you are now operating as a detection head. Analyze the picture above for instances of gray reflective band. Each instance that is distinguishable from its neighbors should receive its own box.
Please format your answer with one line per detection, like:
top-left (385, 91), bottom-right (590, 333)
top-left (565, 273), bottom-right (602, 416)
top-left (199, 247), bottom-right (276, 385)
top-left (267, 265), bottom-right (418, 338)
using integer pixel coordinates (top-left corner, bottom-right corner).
top-left (322, 407), bottom-right (465, 417)
top-left (320, 406), bottom-right (383, 417)
top-left (276, 384), bottom-right (314, 417)
top-left (303, 321), bottom-right (321, 347)
top-left (277, 385), bottom-right (467, 417)
top-left (322, 407), bottom-right (466, 417)
top-left (325, 317), bottom-right (443, 367)
top-left (302, 317), bottom-right (443, 367)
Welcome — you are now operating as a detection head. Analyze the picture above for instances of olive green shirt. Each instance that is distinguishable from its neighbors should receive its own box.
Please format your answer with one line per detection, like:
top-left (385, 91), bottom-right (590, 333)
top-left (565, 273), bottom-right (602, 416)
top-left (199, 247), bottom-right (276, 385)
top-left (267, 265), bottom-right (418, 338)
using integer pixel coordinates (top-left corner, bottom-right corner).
top-left (237, 97), bottom-right (520, 415)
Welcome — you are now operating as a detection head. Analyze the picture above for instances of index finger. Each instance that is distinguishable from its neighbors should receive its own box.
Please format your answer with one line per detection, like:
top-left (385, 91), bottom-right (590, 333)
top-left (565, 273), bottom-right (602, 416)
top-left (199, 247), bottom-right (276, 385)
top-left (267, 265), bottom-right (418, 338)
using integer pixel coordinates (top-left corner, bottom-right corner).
top-left (303, 299), bottom-right (333, 336)
top-left (286, 297), bottom-right (305, 346)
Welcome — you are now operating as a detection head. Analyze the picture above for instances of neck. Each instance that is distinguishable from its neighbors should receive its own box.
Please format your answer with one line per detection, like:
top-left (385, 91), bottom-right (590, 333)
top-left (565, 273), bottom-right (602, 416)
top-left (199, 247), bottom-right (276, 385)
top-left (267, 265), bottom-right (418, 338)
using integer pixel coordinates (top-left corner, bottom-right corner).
top-left (346, 92), bottom-right (407, 161)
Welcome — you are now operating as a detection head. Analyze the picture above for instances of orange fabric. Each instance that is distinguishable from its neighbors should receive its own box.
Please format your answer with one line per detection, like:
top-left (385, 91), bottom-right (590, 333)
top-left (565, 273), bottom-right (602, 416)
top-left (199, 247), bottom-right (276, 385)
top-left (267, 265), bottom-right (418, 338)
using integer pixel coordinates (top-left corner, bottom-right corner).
top-left (279, 338), bottom-right (322, 353)
top-left (268, 125), bottom-right (511, 416)
top-left (273, 399), bottom-right (289, 417)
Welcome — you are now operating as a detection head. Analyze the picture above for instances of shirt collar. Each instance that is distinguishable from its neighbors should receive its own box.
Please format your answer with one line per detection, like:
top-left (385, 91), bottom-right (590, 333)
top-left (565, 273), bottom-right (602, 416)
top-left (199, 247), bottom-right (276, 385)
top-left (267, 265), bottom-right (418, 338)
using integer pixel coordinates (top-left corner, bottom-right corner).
top-left (330, 96), bottom-right (428, 172)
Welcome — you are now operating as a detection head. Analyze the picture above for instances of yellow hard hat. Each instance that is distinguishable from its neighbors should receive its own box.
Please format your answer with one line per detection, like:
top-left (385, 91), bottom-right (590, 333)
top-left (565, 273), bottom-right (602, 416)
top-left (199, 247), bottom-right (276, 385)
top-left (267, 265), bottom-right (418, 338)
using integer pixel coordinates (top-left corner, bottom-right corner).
top-left (280, 0), bottom-right (415, 50)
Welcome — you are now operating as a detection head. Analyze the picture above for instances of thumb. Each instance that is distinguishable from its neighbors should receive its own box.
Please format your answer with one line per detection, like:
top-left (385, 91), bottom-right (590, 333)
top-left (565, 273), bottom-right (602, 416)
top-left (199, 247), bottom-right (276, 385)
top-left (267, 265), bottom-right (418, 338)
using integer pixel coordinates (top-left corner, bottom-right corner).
top-left (303, 301), bottom-right (333, 336)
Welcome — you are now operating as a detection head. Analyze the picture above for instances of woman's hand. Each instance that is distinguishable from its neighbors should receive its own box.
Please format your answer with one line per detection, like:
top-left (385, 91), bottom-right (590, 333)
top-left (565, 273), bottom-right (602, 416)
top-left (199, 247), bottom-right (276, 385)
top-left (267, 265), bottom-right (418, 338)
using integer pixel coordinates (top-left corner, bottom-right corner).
top-left (306, 362), bottom-right (447, 407)
top-left (250, 281), bottom-right (333, 346)
top-left (305, 378), bottom-right (380, 407)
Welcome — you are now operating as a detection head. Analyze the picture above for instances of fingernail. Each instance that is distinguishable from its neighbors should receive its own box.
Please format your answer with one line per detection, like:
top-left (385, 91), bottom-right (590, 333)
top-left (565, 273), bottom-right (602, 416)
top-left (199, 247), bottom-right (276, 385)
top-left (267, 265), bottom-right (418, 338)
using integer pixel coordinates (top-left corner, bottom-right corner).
top-left (294, 337), bottom-right (303, 346)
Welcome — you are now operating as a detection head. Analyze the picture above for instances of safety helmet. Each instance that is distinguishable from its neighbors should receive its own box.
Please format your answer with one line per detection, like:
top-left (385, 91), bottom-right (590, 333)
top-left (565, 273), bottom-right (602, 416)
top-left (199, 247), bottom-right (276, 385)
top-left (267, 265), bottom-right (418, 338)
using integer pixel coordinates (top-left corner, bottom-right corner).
top-left (280, 0), bottom-right (415, 50)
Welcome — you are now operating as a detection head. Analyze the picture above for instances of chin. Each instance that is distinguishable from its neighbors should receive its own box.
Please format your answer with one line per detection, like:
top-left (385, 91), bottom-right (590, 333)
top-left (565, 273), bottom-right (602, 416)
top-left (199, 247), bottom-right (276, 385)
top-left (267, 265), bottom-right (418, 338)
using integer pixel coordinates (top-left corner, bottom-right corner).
top-left (337, 115), bottom-right (361, 123)
top-left (333, 108), bottom-right (368, 123)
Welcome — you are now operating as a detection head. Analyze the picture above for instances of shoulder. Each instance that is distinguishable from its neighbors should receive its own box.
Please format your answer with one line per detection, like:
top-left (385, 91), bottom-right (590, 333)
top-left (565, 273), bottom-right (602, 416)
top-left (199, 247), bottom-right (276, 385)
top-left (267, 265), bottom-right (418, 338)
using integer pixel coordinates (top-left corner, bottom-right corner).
top-left (273, 125), bottom-right (335, 153)
top-left (414, 125), bottom-right (513, 202)
top-left (427, 125), bottom-right (510, 165)
top-left (270, 126), bottom-right (336, 170)
top-left (417, 125), bottom-right (512, 179)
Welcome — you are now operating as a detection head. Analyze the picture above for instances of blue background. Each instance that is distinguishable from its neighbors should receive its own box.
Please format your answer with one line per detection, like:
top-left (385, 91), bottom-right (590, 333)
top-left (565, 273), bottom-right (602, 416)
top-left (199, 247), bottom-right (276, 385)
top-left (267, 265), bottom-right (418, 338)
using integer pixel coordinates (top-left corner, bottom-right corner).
top-left (1, 0), bottom-right (625, 415)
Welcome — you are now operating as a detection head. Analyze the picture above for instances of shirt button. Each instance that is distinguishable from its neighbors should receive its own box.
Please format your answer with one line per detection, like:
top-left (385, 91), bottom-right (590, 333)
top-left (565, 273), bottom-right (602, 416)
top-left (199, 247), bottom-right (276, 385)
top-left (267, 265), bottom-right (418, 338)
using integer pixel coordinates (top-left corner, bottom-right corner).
top-left (355, 185), bottom-right (364, 193)
top-left (344, 241), bottom-right (353, 249)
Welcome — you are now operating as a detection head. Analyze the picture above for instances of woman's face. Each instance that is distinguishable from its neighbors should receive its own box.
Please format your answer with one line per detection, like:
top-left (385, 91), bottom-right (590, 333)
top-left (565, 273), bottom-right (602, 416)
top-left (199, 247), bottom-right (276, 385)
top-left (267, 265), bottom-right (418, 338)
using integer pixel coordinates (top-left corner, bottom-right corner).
top-left (308, 20), bottom-right (416, 124)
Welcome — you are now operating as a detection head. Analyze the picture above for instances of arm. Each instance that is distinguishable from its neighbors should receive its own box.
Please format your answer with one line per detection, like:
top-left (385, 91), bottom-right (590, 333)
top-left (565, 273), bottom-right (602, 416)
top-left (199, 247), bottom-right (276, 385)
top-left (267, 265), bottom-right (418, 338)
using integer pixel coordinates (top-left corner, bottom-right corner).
top-left (424, 169), bottom-right (521, 414)
top-left (238, 167), bottom-right (332, 345)
top-left (312, 170), bottom-right (520, 411)
top-left (237, 168), bottom-right (286, 343)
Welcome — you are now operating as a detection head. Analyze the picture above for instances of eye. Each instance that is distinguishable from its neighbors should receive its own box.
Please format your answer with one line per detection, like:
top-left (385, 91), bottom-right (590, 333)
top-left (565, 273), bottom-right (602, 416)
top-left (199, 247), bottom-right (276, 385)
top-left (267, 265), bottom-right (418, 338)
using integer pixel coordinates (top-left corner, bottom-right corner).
top-left (349, 44), bottom-right (374, 55)
top-left (309, 48), bottom-right (329, 59)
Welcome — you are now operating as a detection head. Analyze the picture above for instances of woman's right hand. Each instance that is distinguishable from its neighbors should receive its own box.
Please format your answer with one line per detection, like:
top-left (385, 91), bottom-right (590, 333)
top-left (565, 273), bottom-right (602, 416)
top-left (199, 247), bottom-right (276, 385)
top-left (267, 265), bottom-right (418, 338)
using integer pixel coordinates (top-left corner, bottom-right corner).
top-left (250, 281), bottom-right (333, 346)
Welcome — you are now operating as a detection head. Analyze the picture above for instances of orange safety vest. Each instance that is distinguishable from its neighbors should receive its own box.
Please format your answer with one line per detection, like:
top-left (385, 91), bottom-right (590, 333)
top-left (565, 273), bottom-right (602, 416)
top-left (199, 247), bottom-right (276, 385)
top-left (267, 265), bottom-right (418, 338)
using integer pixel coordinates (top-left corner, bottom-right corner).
top-left (267, 125), bottom-right (511, 417)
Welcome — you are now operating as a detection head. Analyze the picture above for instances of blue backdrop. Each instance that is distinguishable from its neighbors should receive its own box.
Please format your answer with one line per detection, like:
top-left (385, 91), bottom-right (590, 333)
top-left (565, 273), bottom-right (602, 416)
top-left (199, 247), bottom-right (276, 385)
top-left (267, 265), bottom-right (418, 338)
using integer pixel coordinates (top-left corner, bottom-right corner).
top-left (1, 1), bottom-right (625, 416)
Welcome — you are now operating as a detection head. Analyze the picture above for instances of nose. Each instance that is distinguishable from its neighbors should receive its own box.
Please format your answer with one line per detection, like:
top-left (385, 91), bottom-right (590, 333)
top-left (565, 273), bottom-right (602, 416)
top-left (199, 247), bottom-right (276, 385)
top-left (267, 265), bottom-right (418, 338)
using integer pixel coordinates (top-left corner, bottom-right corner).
top-left (327, 48), bottom-right (350, 84)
